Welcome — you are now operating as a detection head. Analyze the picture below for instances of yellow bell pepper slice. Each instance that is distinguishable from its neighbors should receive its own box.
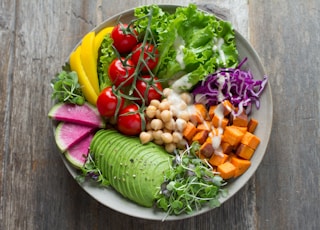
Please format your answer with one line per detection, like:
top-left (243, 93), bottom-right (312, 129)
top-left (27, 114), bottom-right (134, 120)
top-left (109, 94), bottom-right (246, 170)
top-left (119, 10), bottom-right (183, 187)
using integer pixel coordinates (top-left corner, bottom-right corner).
top-left (94, 26), bottom-right (114, 59)
top-left (70, 45), bottom-right (98, 105)
top-left (80, 31), bottom-right (100, 95)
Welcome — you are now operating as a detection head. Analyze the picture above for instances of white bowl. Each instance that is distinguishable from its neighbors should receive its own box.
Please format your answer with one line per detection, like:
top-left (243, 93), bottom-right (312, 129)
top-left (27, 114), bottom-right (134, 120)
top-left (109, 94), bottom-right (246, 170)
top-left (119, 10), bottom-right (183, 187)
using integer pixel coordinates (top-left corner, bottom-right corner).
top-left (61, 4), bottom-right (273, 221)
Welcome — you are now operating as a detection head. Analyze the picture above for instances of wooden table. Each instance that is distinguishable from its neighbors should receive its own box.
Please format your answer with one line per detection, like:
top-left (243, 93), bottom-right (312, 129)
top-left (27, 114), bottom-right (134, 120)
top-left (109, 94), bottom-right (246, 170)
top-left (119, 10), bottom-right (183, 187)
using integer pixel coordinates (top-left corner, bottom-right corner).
top-left (1, 0), bottom-right (319, 229)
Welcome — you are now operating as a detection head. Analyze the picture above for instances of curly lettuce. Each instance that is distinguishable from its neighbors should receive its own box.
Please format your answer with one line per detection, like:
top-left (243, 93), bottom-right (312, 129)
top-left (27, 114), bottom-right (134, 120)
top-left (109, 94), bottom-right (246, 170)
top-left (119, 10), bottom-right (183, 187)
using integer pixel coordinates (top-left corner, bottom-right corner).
top-left (134, 4), bottom-right (238, 91)
top-left (97, 34), bottom-right (116, 91)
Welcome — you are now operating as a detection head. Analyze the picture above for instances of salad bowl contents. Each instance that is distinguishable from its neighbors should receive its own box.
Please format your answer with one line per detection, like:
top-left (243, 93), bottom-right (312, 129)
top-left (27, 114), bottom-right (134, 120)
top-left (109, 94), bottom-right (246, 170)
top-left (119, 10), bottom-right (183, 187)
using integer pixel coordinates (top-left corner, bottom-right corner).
top-left (48, 4), bottom-right (272, 220)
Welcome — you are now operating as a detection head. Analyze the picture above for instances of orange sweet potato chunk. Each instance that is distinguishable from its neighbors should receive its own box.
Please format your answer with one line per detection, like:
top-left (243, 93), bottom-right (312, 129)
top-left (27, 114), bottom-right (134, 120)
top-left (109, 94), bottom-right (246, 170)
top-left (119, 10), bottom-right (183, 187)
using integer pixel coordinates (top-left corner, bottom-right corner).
top-left (183, 122), bottom-right (197, 141)
top-left (232, 111), bottom-right (248, 127)
top-left (231, 157), bottom-right (251, 177)
top-left (217, 162), bottom-right (236, 179)
top-left (232, 126), bottom-right (247, 134)
top-left (247, 118), bottom-right (258, 133)
top-left (190, 103), bottom-right (208, 124)
top-left (192, 130), bottom-right (209, 145)
top-left (208, 105), bottom-right (217, 119)
top-left (222, 100), bottom-right (234, 116)
top-left (197, 121), bottom-right (211, 131)
top-left (241, 132), bottom-right (260, 149)
top-left (222, 126), bottom-right (245, 146)
top-left (221, 141), bottom-right (233, 154)
top-left (199, 139), bottom-right (214, 158)
top-left (236, 143), bottom-right (255, 160)
top-left (212, 115), bottom-right (228, 129)
top-left (196, 150), bottom-right (208, 160)
top-left (209, 153), bottom-right (229, 167)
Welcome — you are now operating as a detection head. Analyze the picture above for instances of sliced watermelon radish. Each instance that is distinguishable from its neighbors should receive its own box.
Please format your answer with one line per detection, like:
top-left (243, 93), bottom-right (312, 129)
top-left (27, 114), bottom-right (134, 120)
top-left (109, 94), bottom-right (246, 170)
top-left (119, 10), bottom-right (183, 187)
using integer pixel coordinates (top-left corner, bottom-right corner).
top-left (48, 102), bottom-right (105, 128)
top-left (55, 122), bottom-right (96, 152)
top-left (65, 133), bottom-right (94, 168)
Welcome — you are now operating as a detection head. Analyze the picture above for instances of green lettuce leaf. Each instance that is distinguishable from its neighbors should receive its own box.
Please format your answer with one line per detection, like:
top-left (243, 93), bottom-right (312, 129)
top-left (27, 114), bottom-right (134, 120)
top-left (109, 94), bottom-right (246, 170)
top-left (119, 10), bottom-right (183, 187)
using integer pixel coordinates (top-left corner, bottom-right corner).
top-left (97, 34), bottom-right (116, 91)
top-left (134, 4), bottom-right (239, 91)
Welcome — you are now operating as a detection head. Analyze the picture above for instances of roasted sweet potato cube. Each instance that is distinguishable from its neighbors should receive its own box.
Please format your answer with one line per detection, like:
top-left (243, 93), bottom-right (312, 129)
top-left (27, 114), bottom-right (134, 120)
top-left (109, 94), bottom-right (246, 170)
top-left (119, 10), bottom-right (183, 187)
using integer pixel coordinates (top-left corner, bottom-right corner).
top-left (221, 141), bottom-right (233, 154)
top-left (236, 143), bottom-right (255, 160)
top-left (192, 130), bottom-right (209, 145)
top-left (233, 126), bottom-right (247, 134)
top-left (247, 118), bottom-right (258, 133)
top-left (208, 105), bottom-right (217, 119)
top-left (199, 140), bottom-right (214, 158)
top-left (212, 115), bottom-right (228, 129)
top-left (231, 157), bottom-right (251, 177)
top-left (197, 121), bottom-right (211, 131)
top-left (190, 103), bottom-right (208, 124)
top-left (222, 126), bottom-right (245, 146)
top-left (232, 111), bottom-right (248, 127)
top-left (183, 122), bottom-right (197, 141)
top-left (210, 128), bottom-right (221, 136)
top-left (209, 153), bottom-right (229, 166)
top-left (241, 132), bottom-right (260, 149)
top-left (217, 161), bottom-right (236, 179)
top-left (196, 150), bottom-right (208, 160)
top-left (222, 100), bottom-right (234, 116)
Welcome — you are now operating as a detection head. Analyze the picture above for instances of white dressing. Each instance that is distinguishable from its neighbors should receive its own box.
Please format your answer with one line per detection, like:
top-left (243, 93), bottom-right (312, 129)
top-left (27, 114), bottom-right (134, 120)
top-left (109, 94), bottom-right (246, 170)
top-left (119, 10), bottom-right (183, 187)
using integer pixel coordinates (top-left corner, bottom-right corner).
top-left (174, 35), bottom-right (186, 69)
top-left (171, 73), bottom-right (193, 92)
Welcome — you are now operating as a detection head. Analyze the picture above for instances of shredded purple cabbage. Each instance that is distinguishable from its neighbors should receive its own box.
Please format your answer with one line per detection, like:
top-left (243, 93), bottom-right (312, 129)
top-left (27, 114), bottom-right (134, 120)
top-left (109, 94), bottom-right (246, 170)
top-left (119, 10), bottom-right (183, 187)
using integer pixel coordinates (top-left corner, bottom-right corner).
top-left (192, 58), bottom-right (268, 115)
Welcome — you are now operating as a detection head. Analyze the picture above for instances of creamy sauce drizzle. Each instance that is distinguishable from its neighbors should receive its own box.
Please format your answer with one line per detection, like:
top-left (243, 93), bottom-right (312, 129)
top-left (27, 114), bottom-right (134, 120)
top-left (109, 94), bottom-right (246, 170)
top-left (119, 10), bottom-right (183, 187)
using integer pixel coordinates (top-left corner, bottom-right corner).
top-left (174, 35), bottom-right (185, 69)
top-left (213, 37), bottom-right (226, 66)
top-left (210, 103), bottom-right (225, 157)
top-left (171, 73), bottom-right (193, 93)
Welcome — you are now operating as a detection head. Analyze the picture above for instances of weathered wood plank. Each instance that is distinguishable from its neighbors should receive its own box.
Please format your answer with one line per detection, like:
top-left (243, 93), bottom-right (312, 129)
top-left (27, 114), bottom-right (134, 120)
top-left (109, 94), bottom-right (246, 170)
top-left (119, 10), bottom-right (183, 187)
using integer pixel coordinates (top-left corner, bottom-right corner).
top-left (0, 0), bottom-right (16, 228)
top-left (250, 0), bottom-right (320, 229)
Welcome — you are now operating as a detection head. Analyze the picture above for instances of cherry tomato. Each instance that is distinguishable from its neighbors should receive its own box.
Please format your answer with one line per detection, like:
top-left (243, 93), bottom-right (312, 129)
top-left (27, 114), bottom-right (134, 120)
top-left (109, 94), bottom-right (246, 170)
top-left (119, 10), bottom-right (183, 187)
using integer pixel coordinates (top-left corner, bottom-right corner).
top-left (134, 75), bottom-right (163, 105)
top-left (111, 24), bottom-right (138, 54)
top-left (108, 58), bottom-right (135, 87)
top-left (96, 86), bottom-right (125, 117)
top-left (131, 43), bottom-right (159, 73)
top-left (117, 104), bottom-right (142, 136)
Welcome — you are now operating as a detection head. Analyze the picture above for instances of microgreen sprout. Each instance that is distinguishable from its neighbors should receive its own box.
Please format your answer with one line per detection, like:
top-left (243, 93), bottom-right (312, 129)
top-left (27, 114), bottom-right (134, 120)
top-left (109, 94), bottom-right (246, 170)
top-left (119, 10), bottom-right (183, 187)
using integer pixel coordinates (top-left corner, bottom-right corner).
top-left (51, 65), bottom-right (85, 105)
top-left (155, 142), bottom-right (227, 218)
top-left (76, 154), bottom-right (110, 187)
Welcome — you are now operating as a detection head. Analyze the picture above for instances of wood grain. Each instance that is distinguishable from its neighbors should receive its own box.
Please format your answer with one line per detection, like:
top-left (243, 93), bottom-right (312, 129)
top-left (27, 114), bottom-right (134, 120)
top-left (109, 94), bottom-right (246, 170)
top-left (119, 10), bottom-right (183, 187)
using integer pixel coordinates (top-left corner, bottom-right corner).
top-left (1, 0), bottom-right (319, 229)
top-left (249, 1), bottom-right (320, 229)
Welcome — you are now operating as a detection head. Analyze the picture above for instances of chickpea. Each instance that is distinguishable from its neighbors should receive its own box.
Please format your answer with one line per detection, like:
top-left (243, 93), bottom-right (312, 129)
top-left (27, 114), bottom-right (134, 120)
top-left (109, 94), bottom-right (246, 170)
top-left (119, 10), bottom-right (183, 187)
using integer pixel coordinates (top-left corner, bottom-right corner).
top-left (172, 131), bottom-right (183, 143)
top-left (161, 132), bottom-right (173, 144)
top-left (178, 101), bottom-right (188, 110)
top-left (176, 118), bottom-right (187, 132)
top-left (180, 92), bottom-right (193, 105)
top-left (150, 99), bottom-right (160, 108)
top-left (164, 118), bottom-right (176, 130)
top-left (158, 101), bottom-right (170, 111)
top-left (163, 88), bottom-right (173, 97)
top-left (139, 132), bottom-right (153, 144)
top-left (150, 119), bottom-right (163, 130)
top-left (165, 143), bottom-right (177, 153)
top-left (152, 130), bottom-right (163, 140)
top-left (160, 110), bottom-right (172, 123)
top-left (177, 138), bottom-right (188, 149)
top-left (177, 110), bottom-right (190, 121)
top-left (145, 121), bottom-right (152, 131)
top-left (155, 109), bottom-right (162, 119)
top-left (146, 105), bottom-right (157, 119)
top-left (163, 128), bottom-right (172, 134)
top-left (154, 138), bottom-right (164, 145)
top-left (170, 106), bottom-right (178, 118)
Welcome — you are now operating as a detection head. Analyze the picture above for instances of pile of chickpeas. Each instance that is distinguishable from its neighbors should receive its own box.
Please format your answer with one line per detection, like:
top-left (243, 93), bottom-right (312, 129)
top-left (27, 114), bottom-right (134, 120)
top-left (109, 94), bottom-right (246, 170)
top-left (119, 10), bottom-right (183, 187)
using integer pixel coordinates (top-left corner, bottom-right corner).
top-left (139, 88), bottom-right (195, 153)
